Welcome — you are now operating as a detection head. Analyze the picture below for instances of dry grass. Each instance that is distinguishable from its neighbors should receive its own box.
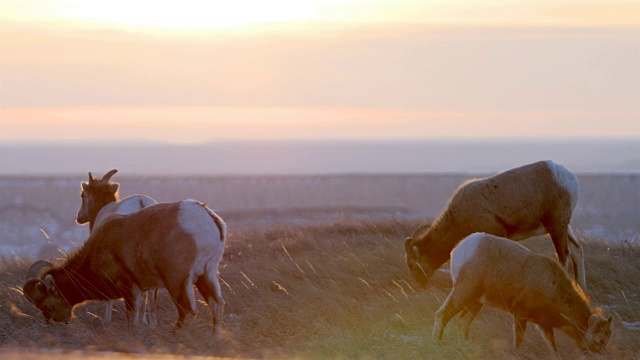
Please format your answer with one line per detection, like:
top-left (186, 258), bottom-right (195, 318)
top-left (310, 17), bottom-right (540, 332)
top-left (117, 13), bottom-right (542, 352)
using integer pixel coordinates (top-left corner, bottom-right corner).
top-left (1, 220), bottom-right (639, 359)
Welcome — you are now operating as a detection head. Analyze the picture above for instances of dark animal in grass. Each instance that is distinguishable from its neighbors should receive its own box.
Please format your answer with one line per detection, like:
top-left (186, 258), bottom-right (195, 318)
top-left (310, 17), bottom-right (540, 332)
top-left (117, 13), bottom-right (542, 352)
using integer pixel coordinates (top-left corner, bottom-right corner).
top-left (24, 200), bottom-right (227, 335)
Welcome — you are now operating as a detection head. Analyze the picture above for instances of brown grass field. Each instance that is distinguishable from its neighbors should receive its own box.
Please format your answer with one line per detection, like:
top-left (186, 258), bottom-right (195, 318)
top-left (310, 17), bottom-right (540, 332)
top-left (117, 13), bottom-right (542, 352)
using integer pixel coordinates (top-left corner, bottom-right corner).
top-left (1, 219), bottom-right (639, 359)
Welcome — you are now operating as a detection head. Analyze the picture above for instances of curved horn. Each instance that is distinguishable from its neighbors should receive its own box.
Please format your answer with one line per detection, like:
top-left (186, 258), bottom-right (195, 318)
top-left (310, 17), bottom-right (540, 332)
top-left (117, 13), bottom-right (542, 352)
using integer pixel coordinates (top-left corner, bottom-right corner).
top-left (100, 169), bottom-right (118, 183)
top-left (23, 278), bottom-right (49, 304)
top-left (405, 237), bottom-right (414, 254)
top-left (410, 224), bottom-right (429, 239)
top-left (88, 172), bottom-right (95, 183)
top-left (25, 260), bottom-right (54, 281)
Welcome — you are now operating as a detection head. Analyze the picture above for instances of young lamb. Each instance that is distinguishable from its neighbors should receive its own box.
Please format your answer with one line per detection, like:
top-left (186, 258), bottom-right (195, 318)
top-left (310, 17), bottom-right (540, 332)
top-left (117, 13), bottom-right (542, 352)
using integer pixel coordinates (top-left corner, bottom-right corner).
top-left (433, 232), bottom-right (612, 354)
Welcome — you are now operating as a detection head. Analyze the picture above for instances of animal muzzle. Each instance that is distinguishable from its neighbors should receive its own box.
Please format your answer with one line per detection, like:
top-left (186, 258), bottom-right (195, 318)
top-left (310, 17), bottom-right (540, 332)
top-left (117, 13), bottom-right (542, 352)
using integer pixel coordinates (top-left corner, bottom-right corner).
top-left (408, 262), bottom-right (435, 288)
top-left (50, 311), bottom-right (71, 323)
top-left (76, 212), bottom-right (88, 224)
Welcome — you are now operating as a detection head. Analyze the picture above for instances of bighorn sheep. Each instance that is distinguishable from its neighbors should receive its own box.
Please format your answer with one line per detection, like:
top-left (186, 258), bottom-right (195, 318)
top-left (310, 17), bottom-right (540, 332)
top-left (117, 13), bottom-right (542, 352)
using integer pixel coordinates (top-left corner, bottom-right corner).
top-left (433, 232), bottom-right (612, 354)
top-left (24, 200), bottom-right (227, 334)
top-left (76, 169), bottom-right (157, 232)
top-left (76, 169), bottom-right (158, 325)
top-left (405, 160), bottom-right (586, 289)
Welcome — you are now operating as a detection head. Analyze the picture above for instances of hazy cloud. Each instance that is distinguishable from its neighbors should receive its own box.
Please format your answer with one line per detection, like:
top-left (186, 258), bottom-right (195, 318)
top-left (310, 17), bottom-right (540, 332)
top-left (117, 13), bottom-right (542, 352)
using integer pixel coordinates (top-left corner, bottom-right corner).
top-left (1, 25), bottom-right (638, 115)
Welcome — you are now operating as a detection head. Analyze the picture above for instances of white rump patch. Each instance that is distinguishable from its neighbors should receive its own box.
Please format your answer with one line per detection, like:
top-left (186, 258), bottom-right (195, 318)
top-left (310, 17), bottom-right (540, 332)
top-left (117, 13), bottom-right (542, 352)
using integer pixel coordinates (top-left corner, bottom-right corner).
top-left (177, 200), bottom-right (225, 277)
top-left (546, 160), bottom-right (579, 209)
top-left (177, 200), bottom-right (225, 245)
top-left (450, 233), bottom-right (485, 282)
top-left (178, 201), bottom-right (210, 239)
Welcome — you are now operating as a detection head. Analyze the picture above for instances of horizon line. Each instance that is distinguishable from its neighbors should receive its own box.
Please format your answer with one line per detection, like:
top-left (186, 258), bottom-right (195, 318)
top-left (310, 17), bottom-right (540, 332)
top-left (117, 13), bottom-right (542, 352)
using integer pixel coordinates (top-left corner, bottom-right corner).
top-left (2, 136), bottom-right (639, 146)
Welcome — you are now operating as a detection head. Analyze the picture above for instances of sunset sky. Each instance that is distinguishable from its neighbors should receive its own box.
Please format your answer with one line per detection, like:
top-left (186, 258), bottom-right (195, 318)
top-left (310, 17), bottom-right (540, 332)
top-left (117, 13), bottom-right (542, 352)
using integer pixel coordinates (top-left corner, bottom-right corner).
top-left (0, 0), bottom-right (638, 142)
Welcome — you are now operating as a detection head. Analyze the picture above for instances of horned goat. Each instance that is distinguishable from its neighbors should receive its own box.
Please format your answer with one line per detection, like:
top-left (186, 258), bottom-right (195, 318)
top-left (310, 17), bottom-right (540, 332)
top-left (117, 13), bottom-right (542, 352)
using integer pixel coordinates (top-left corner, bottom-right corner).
top-left (433, 232), bottom-right (612, 354)
top-left (76, 169), bottom-right (158, 325)
top-left (405, 160), bottom-right (586, 289)
top-left (24, 200), bottom-right (227, 334)
top-left (76, 169), bottom-right (157, 232)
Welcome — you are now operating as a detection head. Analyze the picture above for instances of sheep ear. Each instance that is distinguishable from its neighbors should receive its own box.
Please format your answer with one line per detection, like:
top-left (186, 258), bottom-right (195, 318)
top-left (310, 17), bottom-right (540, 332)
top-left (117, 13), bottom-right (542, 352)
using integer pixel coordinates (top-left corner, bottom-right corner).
top-left (413, 245), bottom-right (420, 257)
top-left (107, 182), bottom-right (119, 194)
top-left (588, 313), bottom-right (601, 328)
top-left (81, 182), bottom-right (89, 192)
top-left (43, 274), bottom-right (56, 292)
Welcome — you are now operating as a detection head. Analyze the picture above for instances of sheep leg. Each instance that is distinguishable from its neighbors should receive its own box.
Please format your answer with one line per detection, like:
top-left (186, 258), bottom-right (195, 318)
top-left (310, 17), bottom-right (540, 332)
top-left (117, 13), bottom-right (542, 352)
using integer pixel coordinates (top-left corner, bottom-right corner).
top-left (459, 300), bottom-right (483, 340)
top-left (432, 294), bottom-right (464, 342)
top-left (146, 289), bottom-right (159, 327)
top-left (549, 223), bottom-right (587, 290)
top-left (137, 290), bottom-right (158, 326)
top-left (536, 324), bottom-right (558, 353)
top-left (567, 226), bottom-right (586, 290)
top-left (167, 277), bottom-right (197, 330)
top-left (513, 315), bottom-right (528, 348)
top-left (103, 300), bottom-right (113, 323)
top-left (195, 273), bottom-right (226, 335)
top-left (123, 290), bottom-right (143, 325)
top-left (136, 291), bottom-right (149, 325)
top-left (138, 291), bottom-right (148, 325)
top-left (433, 284), bottom-right (480, 342)
top-left (545, 222), bottom-right (569, 268)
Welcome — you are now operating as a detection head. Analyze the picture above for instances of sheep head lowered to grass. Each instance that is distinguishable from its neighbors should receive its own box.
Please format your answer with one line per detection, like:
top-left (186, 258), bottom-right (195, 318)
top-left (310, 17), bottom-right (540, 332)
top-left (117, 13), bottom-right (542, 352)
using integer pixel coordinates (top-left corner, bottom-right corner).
top-left (24, 200), bottom-right (227, 335)
top-left (75, 169), bottom-right (158, 325)
top-left (405, 160), bottom-right (586, 289)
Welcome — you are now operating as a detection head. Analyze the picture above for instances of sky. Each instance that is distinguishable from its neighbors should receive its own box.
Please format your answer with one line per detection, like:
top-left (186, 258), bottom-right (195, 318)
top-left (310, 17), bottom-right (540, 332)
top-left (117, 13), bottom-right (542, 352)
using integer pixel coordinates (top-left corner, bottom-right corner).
top-left (0, 0), bottom-right (639, 143)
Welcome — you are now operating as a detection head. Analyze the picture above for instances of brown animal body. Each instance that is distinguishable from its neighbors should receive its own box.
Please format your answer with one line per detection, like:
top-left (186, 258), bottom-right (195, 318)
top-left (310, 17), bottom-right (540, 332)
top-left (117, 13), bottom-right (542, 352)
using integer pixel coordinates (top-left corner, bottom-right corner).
top-left (432, 232), bottom-right (611, 354)
top-left (24, 200), bottom-right (227, 334)
top-left (405, 160), bottom-right (586, 289)
top-left (75, 169), bottom-right (158, 324)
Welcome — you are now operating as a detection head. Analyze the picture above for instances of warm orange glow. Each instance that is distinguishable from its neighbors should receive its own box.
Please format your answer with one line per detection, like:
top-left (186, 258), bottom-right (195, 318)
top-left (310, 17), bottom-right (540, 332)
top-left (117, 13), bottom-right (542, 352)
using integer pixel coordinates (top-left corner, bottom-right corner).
top-left (1, 0), bottom-right (637, 34)
top-left (0, 1), bottom-right (638, 143)
top-left (1, 0), bottom-right (366, 33)
top-left (1, 107), bottom-right (636, 143)
top-left (53, 1), bottom-right (322, 30)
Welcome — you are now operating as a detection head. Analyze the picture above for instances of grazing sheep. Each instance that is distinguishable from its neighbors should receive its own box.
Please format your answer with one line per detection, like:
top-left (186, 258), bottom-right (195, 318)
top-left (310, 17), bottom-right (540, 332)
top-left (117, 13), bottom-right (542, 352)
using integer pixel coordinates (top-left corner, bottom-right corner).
top-left (433, 232), bottom-right (612, 354)
top-left (24, 200), bottom-right (227, 335)
top-left (76, 169), bottom-right (158, 325)
top-left (405, 160), bottom-right (586, 289)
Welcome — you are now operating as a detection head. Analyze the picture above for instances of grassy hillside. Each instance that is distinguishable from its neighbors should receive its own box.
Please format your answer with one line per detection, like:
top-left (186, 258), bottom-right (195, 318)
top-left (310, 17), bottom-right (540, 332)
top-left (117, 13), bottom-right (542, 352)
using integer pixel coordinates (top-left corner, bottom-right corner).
top-left (1, 220), bottom-right (638, 359)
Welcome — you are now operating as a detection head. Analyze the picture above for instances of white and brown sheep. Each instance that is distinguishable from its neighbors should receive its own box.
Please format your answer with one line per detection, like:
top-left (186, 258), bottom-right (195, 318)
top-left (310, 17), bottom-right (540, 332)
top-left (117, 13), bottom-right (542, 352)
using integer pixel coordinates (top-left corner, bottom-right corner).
top-left (75, 169), bottom-right (158, 324)
top-left (76, 169), bottom-right (157, 232)
top-left (405, 160), bottom-right (586, 289)
top-left (432, 232), bottom-right (612, 354)
top-left (24, 200), bottom-right (227, 334)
